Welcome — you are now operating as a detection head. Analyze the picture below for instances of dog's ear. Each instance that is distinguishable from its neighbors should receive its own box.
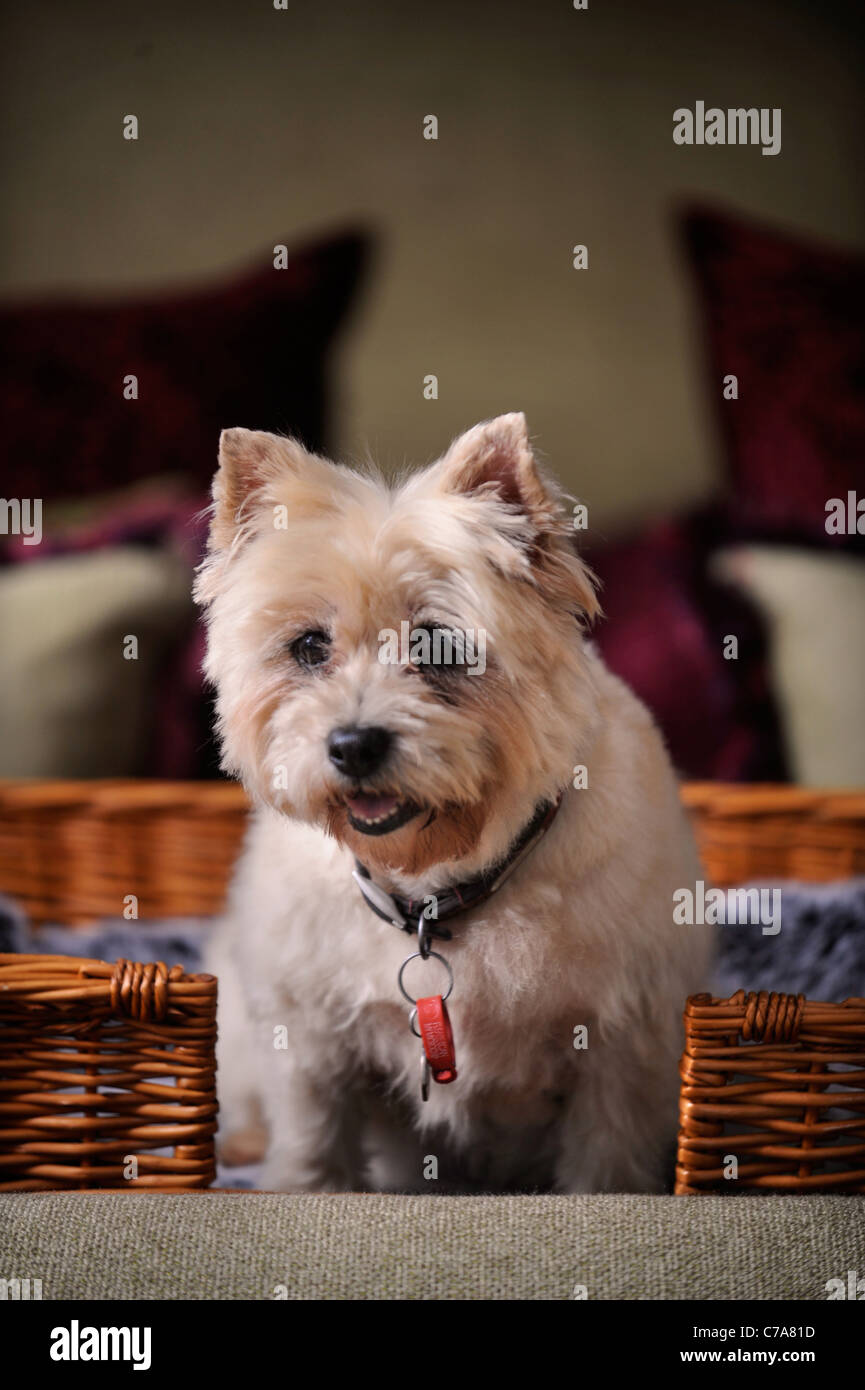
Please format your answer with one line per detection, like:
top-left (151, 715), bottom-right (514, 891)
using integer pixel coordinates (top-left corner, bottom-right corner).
top-left (437, 413), bottom-right (549, 517)
top-left (437, 413), bottom-right (601, 624)
top-left (194, 428), bottom-right (318, 606)
top-left (208, 428), bottom-right (310, 552)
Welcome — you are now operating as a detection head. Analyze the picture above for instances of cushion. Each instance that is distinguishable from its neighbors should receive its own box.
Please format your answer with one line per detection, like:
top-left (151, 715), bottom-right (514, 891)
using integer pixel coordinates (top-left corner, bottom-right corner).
top-left (0, 229), bottom-right (368, 503)
top-left (588, 513), bottom-right (787, 781)
top-left (2, 476), bottom-right (204, 567)
top-left (714, 546), bottom-right (865, 785)
top-left (1, 481), bottom-right (212, 776)
top-left (0, 546), bottom-right (194, 776)
top-left (682, 206), bottom-right (865, 552)
top-left (2, 1191), bottom-right (862, 1299)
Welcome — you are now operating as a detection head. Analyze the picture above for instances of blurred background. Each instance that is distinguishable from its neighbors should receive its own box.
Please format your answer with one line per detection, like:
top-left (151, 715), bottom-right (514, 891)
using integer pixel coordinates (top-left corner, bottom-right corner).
top-left (1, 0), bottom-right (863, 784)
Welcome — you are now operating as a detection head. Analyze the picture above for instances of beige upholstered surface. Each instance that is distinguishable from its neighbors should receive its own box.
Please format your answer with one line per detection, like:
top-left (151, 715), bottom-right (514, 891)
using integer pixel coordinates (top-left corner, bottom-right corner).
top-left (2, 1192), bottom-right (864, 1301)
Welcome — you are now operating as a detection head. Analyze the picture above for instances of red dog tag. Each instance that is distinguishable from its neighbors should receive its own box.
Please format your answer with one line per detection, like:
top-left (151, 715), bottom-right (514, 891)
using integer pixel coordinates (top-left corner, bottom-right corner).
top-left (416, 995), bottom-right (458, 1084)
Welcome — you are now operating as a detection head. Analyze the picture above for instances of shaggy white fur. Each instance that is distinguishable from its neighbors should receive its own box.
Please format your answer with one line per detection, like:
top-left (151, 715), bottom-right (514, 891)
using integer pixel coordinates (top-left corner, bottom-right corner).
top-left (196, 412), bottom-right (712, 1193)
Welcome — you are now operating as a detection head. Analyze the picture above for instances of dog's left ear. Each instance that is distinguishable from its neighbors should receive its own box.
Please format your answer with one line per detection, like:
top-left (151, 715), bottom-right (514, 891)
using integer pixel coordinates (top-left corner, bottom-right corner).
top-left (437, 413), bottom-right (549, 516)
top-left (437, 413), bottom-right (600, 623)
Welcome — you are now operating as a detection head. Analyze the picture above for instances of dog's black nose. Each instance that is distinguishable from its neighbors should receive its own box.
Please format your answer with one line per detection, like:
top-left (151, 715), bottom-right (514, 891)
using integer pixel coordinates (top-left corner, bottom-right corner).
top-left (327, 725), bottom-right (392, 780)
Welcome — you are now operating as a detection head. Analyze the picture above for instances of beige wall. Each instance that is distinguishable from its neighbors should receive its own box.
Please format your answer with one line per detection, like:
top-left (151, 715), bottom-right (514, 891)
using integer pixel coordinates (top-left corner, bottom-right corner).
top-left (2, 0), bottom-right (863, 526)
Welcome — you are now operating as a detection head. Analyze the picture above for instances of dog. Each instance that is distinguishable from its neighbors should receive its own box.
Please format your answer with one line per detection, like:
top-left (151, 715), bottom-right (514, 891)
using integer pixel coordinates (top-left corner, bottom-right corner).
top-left (195, 412), bottom-right (711, 1193)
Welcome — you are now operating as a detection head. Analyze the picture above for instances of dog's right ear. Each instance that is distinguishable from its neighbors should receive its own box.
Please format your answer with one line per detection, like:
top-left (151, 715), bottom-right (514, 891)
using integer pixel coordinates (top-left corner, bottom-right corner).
top-left (208, 428), bottom-right (310, 552)
top-left (195, 428), bottom-right (317, 606)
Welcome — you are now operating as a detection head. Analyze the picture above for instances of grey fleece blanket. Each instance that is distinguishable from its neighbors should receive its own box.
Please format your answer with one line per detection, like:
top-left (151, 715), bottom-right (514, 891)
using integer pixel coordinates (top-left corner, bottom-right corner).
top-left (3, 878), bottom-right (864, 1000)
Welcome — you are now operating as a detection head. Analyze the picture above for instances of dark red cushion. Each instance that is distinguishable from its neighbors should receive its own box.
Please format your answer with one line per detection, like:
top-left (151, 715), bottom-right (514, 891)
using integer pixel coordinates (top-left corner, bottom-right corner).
top-left (682, 205), bottom-right (865, 551)
top-left (587, 510), bottom-right (788, 782)
top-left (0, 229), bottom-right (369, 778)
top-left (0, 228), bottom-right (369, 502)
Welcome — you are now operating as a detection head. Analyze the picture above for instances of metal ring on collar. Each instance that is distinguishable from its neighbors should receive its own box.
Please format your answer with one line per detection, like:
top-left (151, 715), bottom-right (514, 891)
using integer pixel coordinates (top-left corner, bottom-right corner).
top-left (397, 950), bottom-right (454, 1005)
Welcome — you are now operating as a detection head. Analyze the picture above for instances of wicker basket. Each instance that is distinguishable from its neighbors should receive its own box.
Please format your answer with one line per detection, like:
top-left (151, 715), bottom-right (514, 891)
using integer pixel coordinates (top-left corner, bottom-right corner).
top-left (681, 783), bottom-right (865, 886)
top-left (0, 953), bottom-right (217, 1191)
top-left (0, 780), bottom-right (248, 925)
top-left (675, 990), bottom-right (865, 1194)
top-left (0, 779), bottom-right (864, 927)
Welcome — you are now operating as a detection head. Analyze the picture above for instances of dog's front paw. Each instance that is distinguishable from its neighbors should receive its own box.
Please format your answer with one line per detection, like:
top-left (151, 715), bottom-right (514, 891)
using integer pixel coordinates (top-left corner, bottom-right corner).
top-left (218, 1123), bottom-right (269, 1168)
top-left (258, 1154), bottom-right (355, 1194)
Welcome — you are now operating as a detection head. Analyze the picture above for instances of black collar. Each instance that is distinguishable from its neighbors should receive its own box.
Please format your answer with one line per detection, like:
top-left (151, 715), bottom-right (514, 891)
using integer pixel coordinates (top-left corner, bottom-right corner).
top-left (352, 793), bottom-right (563, 940)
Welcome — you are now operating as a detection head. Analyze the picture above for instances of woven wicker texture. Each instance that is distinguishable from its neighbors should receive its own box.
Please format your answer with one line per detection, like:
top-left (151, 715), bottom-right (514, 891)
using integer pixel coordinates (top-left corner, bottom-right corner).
top-left (682, 783), bottom-right (865, 887)
top-left (0, 953), bottom-right (217, 1191)
top-left (0, 780), bottom-right (247, 924)
top-left (2, 779), bottom-right (864, 1199)
top-left (3, 1191), bottom-right (864, 1300)
top-left (1, 779), bottom-right (864, 926)
top-left (676, 989), bottom-right (865, 1194)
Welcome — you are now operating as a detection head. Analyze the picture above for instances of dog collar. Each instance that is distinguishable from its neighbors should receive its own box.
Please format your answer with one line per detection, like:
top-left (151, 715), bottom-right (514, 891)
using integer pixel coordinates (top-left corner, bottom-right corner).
top-left (352, 792), bottom-right (564, 940)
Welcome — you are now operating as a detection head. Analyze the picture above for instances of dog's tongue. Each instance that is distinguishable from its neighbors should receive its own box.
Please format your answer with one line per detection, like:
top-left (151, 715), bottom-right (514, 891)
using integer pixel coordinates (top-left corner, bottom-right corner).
top-left (346, 792), bottom-right (401, 820)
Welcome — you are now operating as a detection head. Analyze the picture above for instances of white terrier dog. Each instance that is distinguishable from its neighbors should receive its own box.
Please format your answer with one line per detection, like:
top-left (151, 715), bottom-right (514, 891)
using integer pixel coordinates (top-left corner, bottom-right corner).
top-left (195, 413), bottom-right (711, 1193)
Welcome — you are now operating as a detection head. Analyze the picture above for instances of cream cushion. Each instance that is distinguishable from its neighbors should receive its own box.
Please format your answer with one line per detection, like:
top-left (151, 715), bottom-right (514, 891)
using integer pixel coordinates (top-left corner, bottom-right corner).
top-left (0, 547), bottom-right (194, 776)
top-left (714, 546), bottom-right (865, 787)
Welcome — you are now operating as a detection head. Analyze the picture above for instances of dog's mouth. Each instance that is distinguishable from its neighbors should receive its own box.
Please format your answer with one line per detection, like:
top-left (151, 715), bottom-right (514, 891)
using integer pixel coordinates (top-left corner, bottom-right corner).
top-left (344, 791), bottom-right (424, 837)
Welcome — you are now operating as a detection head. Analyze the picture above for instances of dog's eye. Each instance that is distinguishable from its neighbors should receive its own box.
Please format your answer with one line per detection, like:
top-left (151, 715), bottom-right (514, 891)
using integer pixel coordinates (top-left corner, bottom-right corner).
top-left (291, 629), bottom-right (331, 669)
top-left (409, 625), bottom-right (464, 672)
